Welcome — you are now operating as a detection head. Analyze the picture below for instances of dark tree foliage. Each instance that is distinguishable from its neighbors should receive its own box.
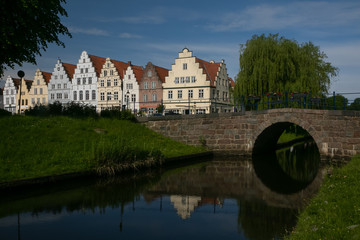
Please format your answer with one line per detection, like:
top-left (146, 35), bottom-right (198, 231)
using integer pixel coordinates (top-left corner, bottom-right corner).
top-left (235, 34), bottom-right (338, 97)
top-left (348, 98), bottom-right (360, 110)
top-left (0, 0), bottom-right (71, 76)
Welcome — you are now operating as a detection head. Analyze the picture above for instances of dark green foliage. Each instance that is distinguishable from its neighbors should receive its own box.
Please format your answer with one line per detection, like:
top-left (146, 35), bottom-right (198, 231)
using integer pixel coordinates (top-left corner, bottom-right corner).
top-left (0, 0), bottom-right (71, 76)
top-left (100, 109), bottom-right (136, 122)
top-left (235, 34), bottom-right (338, 97)
top-left (348, 98), bottom-right (360, 110)
top-left (0, 108), bottom-right (11, 117)
top-left (324, 94), bottom-right (348, 110)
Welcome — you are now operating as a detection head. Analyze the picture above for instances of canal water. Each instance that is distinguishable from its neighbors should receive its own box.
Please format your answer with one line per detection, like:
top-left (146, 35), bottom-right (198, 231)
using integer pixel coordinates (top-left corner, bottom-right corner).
top-left (0, 140), bottom-right (325, 240)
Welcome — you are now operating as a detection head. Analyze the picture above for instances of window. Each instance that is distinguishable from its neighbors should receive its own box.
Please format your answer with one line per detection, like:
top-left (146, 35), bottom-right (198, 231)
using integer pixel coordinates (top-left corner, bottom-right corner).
top-left (77, 78), bottom-right (80, 85)
top-left (191, 76), bottom-right (196, 83)
top-left (100, 92), bottom-right (105, 101)
top-left (83, 77), bottom-right (86, 84)
top-left (10, 89), bottom-right (13, 95)
top-left (104, 70), bottom-right (107, 76)
top-left (131, 94), bottom-right (136, 102)
top-left (178, 90), bottom-right (182, 99)
top-left (110, 70), bottom-right (114, 75)
top-left (114, 92), bottom-right (118, 100)
top-left (114, 79), bottom-right (118, 86)
top-left (57, 67), bottom-right (60, 71)
top-left (126, 83), bottom-right (133, 89)
top-left (79, 91), bottom-right (83, 100)
top-left (5, 90), bottom-right (8, 95)
top-left (92, 90), bottom-right (96, 100)
top-left (149, 108), bottom-right (154, 114)
top-left (217, 90), bottom-right (220, 98)
top-left (64, 93), bottom-right (68, 99)
top-left (40, 88), bottom-right (43, 94)
top-left (5, 98), bottom-right (9, 105)
top-left (128, 75), bottom-right (131, 79)
top-left (152, 94), bottom-right (157, 102)
top-left (54, 76), bottom-right (58, 80)
top-left (31, 98), bottom-right (35, 104)
top-left (57, 84), bottom-right (61, 89)
top-left (88, 77), bottom-right (92, 84)
top-left (11, 97), bottom-right (14, 104)
top-left (144, 82), bottom-right (149, 89)
top-left (180, 77), bottom-right (185, 83)
top-left (151, 81), bottom-right (156, 89)
top-left (168, 90), bottom-right (173, 99)
top-left (147, 70), bottom-right (152, 77)
top-left (73, 91), bottom-right (77, 100)
top-left (188, 90), bottom-right (193, 99)
top-left (100, 80), bottom-right (104, 87)
top-left (83, 59), bottom-right (85, 63)
top-left (57, 93), bottom-right (62, 99)
top-left (34, 88), bottom-right (37, 94)
top-left (175, 77), bottom-right (179, 84)
top-left (107, 92), bottom-right (112, 100)
top-left (80, 69), bottom-right (84, 74)
top-left (196, 109), bottom-right (205, 114)
top-left (183, 63), bottom-right (187, 70)
top-left (51, 94), bottom-right (54, 100)
top-left (186, 76), bottom-right (190, 83)
top-left (199, 89), bottom-right (204, 98)
top-left (63, 83), bottom-right (67, 89)
top-left (107, 79), bottom-right (111, 87)
top-left (107, 63), bottom-right (110, 68)
top-left (37, 80), bottom-right (40, 84)
top-left (86, 90), bottom-right (89, 100)
top-left (143, 94), bottom-right (148, 102)
top-left (37, 98), bottom-right (40, 104)
top-left (85, 68), bottom-right (88, 73)
top-left (60, 75), bottom-right (63, 79)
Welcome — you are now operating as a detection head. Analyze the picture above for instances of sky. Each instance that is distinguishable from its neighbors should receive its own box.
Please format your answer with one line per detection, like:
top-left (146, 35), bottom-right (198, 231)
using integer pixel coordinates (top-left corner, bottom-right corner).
top-left (1, 0), bottom-right (360, 95)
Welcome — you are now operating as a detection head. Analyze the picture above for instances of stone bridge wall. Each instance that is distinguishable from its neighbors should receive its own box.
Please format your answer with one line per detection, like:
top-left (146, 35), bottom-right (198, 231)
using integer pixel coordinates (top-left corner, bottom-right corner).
top-left (138, 109), bottom-right (360, 160)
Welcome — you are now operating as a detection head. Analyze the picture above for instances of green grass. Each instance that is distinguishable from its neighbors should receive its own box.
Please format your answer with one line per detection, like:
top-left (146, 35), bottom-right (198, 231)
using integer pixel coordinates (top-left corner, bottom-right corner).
top-left (286, 155), bottom-right (360, 239)
top-left (0, 116), bottom-right (207, 183)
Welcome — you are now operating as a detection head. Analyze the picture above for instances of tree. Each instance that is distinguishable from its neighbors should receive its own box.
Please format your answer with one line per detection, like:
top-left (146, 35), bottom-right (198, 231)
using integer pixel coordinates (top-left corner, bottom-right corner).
top-left (348, 98), bottom-right (360, 110)
top-left (0, 0), bottom-right (71, 76)
top-left (234, 34), bottom-right (338, 97)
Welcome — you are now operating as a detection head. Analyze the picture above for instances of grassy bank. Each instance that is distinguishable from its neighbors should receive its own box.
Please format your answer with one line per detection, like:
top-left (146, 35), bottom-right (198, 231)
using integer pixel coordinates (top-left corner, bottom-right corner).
top-left (0, 116), bottom-right (207, 183)
top-left (287, 155), bottom-right (360, 239)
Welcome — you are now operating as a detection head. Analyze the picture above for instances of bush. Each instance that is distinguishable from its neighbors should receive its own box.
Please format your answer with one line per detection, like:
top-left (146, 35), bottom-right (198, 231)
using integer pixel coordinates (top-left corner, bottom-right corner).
top-left (0, 108), bottom-right (11, 117)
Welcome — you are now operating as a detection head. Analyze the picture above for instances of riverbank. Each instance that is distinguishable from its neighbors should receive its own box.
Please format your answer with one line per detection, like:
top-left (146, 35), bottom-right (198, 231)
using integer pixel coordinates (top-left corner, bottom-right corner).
top-left (286, 154), bottom-right (360, 239)
top-left (0, 116), bottom-right (207, 184)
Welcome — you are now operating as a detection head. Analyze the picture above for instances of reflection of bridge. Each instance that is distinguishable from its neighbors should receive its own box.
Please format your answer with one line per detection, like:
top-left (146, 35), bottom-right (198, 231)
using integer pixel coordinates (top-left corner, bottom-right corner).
top-left (140, 108), bottom-right (360, 159)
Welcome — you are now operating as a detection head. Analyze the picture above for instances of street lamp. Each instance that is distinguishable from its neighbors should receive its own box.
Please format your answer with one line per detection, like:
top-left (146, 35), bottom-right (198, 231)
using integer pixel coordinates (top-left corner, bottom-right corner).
top-left (17, 70), bottom-right (25, 114)
top-left (126, 90), bottom-right (130, 110)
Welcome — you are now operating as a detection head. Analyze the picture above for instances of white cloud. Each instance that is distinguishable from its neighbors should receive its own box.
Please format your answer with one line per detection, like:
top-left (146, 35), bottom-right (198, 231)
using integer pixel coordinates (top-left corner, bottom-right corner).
top-left (322, 41), bottom-right (360, 68)
top-left (118, 33), bottom-right (143, 39)
top-left (97, 16), bottom-right (164, 24)
top-left (68, 26), bottom-right (109, 36)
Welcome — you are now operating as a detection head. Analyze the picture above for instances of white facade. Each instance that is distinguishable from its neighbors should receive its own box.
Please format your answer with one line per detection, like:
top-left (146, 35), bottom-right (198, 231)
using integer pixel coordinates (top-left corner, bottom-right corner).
top-left (122, 65), bottom-right (142, 112)
top-left (72, 51), bottom-right (106, 107)
top-left (48, 59), bottom-right (75, 105)
top-left (3, 76), bottom-right (18, 114)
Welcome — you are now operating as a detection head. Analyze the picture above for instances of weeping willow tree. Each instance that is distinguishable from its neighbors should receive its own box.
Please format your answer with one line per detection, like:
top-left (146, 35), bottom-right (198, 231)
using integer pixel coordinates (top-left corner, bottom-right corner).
top-left (234, 34), bottom-right (338, 97)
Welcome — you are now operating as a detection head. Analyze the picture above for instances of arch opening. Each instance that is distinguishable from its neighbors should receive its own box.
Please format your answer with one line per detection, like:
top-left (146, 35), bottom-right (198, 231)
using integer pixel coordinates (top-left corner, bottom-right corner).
top-left (252, 122), bottom-right (321, 194)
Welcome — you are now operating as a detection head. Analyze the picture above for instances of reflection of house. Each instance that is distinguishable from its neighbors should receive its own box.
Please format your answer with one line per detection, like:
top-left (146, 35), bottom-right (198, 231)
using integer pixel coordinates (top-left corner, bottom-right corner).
top-left (29, 69), bottom-right (51, 108)
top-left (163, 48), bottom-right (232, 114)
top-left (170, 195), bottom-right (224, 219)
top-left (139, 62), bottom-right (168, 115)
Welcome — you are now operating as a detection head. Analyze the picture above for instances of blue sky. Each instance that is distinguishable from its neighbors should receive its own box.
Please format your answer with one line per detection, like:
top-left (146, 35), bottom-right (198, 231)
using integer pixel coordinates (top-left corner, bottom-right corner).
top-left (2, 0), bottom-right (360, 94)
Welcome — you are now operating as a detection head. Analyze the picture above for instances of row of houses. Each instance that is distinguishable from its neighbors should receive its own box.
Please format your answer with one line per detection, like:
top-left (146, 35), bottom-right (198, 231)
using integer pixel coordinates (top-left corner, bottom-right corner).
top-left (1, 48), bottom-right (235, 115)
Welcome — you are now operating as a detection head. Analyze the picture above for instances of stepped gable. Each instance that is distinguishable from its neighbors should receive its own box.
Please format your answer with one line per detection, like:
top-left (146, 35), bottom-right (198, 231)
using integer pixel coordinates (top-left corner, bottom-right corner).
top-left (42, 72), bottom-right (52, 85)
top-left (154, 66), bottom-right (169, 83)
top-left (111, 59), bottom-right (129, 79)
top-left (63, 63), bottom-right (76, 80)
top-left (88, 54), bottom-right (107, 77)
top-left (195, 58), bottom-right (221, 87)
top-left (12, 78), bottom-right (33, 91)
top-left (131, 64), bottom-right (144, 83)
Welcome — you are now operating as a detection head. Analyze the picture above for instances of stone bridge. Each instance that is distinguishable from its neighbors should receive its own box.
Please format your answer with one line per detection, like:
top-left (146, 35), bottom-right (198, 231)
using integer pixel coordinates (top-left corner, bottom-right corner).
top-left (139, 108), bottom-right (360, 160)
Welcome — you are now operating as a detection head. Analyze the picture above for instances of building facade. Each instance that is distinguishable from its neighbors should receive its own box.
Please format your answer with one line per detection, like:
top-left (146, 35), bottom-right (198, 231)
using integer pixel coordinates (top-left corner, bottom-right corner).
top-left (97, 58), bottom-right (128, 112)
top-left (139, 62), bottom-right (168, 115)
top-left (48, 59), bottom-right (76, 105)
top-left (29, 69), bottom-right (51, 108)
top-left (16, 77), bottom-right (32, 114)
top-left (122, 64), bottom-right (143, 113)
top-left (72, 51), bottom-right (106, 107)
top-left (163, 48), bottom-right (232, 114)
top-left (3, 76), bottom-right (18, 114)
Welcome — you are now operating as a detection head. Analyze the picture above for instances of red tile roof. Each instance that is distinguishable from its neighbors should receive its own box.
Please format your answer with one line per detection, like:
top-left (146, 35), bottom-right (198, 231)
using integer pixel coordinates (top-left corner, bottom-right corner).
top-left (42, 72), bottom-right (52, 85)
top-left (229, 77), bottom-right (235, 88)
top-left (62, 63), bottom-right (76, 80)
top-left (131, 65), bottom-right (144, 83)
top-left (111, 59), bottom-right (129, 79)
top-left (155, 66), bottom-right (169, 83)
top-left (195, 58), bottom-right (221, 87)
top-left (89, 54), bottom-right (107, 77)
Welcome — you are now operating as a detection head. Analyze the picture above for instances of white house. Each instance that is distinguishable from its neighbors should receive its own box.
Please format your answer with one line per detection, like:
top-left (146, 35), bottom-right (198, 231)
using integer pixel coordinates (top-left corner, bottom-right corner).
top-left (3, 76), bottom-right (19, 114)
top-left (48, 59), bottom-right (76, 105)
top-left (72, 51), bottom-right (106, 107)
top-left (122, 63), bottom-right (143, 113)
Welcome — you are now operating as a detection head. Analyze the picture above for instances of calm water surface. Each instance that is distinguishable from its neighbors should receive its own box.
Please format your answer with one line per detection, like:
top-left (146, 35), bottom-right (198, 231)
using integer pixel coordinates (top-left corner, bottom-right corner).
top-left (0, 141), bottom-right (325, 240)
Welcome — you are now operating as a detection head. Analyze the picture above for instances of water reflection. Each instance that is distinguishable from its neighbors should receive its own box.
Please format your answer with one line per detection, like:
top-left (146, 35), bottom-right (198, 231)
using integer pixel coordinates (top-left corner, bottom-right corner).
top-left (0, 155), bottom-right (324, 240)
top-left (253, 140), bottom-right (321, 194)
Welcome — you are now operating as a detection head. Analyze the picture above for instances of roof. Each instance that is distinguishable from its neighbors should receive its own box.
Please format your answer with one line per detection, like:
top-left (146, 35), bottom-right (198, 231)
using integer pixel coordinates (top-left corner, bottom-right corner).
top-left (229, 77), bottom-right (235, 88)
top-left (89, 54), bottom-right (107, 77)
top-left (111, 59), bottom-right (129, 79)
top-left (62, 63), bottom-right (76, 80)
top-left (154, 66), bottom-right (169, 83)
top-left (11, 78), bottom-right (32, 91)
top-left (42, 72), bottom-right (52, 85)
top-left (195, 58), bottom-right (221, 87)
top-left (131, 65), bottom-right (144, 83)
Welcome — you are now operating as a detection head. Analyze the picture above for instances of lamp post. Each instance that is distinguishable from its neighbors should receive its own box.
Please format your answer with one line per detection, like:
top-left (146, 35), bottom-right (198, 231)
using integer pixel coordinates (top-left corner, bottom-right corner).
top-left (17, 71), bottom-right (25, 114)
top-left (126, 90), bottom-right (130, 110)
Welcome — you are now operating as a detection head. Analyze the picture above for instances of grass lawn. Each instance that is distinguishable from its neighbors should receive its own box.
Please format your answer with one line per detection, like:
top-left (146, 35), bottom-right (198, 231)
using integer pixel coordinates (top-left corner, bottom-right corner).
top-left (0, 116), bottom-right (207, 183)
top-left (286, 155), bottom-right (360, 239)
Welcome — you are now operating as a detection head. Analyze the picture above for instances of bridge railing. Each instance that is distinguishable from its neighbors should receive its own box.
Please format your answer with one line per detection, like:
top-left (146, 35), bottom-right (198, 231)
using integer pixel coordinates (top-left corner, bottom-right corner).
top-left (233, 91), bottom-right (360, 112)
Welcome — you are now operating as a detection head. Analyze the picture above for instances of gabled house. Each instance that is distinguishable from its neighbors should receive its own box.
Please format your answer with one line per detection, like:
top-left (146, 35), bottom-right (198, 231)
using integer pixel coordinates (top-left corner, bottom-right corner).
top-left (48, 59), bottom-right (76, 105)
top-left (72, 51), bottom-right (106, 107)
top-left (139, 62), bottom-right (168, 115)
top-left (29, 69), bottom-right (51, 108)
top-left (3, 76), bottom-right (33, 114)
top-left (162, 48), bottom-right (232, 114)
top-left (122, 62), bottom-right (143, 113)
top-left (3, 76), bottom-right (18, 114)
top-left (97, 58), bottom-right (128, 112)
